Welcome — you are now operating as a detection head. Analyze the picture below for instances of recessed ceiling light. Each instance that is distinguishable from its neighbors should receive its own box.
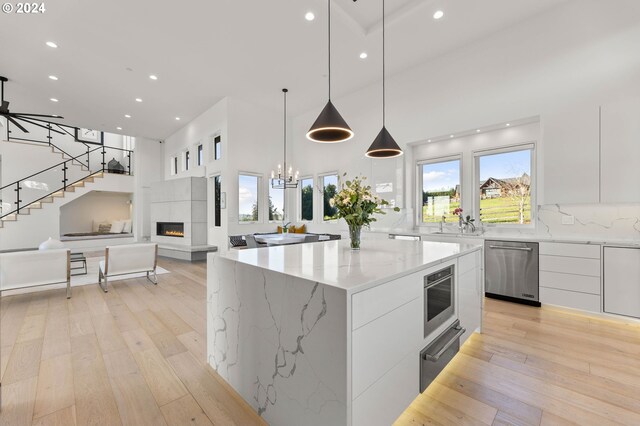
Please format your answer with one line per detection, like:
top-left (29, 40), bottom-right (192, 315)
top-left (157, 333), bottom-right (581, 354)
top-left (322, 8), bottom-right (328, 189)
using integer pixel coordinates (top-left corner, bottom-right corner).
top-left (476, 129), bottom-right (481, 133)
top-left (175, 117), bottom-right (181, 121)
top-left (48, 75), bottom-right (58, 80)
top-left (506, 123), bottom-right (511, 127)
top-left (135, 98), bottom-right (143, 102)
top-left (450, 135), bottom-right (454, 138)
top-left (50, 98), bottom-right (58, 102)
top-left (125, 114), bottom-right (131, 118)
top-left (117, 127), bottom-right (122, 130)
top-left (433, 10), bottom-right (444, 20)
top-left (305, 12), bottom-right (315, 21)
top-left (149, 75), bottom-right (158, 80)
top-left (428, 139), bottom-right (432, 142)
top-left (359, 52), bottom-right (368, 59)
top-left (46, 41), bottom-right (58, 48)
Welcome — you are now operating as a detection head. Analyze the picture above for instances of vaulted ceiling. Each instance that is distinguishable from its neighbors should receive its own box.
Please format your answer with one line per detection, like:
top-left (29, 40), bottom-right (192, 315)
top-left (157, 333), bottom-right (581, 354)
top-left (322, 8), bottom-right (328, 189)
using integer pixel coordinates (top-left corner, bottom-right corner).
top-left (0, 0), bottom-right (568, 139)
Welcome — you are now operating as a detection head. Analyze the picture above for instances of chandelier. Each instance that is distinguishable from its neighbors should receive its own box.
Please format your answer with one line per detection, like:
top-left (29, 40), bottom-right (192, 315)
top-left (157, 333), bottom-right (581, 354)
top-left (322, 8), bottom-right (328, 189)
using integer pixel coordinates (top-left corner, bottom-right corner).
top-left (271, 88), bottom-right (299, 189)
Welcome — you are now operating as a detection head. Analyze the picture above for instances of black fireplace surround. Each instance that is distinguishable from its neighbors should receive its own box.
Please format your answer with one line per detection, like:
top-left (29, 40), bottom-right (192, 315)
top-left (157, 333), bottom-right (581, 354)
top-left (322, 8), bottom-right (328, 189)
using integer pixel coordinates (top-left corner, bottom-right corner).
top-left (157, 222), bottom-right (184, 238)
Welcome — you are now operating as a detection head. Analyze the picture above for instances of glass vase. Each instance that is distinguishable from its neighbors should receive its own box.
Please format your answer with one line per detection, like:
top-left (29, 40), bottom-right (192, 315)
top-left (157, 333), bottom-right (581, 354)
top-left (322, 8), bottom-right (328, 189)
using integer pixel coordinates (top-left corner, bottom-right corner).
top-left (348, 224), bottom-right (362, 250)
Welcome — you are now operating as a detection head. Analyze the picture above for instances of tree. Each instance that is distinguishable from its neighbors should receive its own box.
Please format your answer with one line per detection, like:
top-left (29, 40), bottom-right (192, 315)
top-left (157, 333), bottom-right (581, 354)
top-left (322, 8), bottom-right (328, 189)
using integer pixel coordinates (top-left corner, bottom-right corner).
top-left (268, 195), bottom-right (283, 221)
top-left (250, 202), bottom-right (259, 221)
top-left (323, 183), bottom-right (338, 220)
top-left (507, 173), bottom-right (531, 224)
top-left (301, 184), bottom-right (313, 220)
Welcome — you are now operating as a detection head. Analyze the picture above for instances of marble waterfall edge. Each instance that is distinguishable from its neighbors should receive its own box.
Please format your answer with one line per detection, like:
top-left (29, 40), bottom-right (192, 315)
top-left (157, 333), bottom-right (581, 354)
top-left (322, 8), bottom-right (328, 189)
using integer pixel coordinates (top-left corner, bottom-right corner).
top-left (207, 255), bottom-right (347, 426)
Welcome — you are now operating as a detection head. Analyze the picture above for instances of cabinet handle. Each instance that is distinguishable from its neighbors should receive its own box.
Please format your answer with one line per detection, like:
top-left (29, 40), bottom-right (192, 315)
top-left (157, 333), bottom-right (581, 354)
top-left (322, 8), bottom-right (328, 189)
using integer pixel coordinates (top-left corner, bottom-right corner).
top-left (423, 327), bottom-right (466, 361)
top-left (488, 245), bottom-right (532, 252)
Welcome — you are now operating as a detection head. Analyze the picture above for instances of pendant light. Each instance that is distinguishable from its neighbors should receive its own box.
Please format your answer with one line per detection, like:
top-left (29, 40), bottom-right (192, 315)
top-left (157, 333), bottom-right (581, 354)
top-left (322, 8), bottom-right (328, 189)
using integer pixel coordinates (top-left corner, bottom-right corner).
top-left (272, 89), bottom-right (299, 189)
top-left (307, 0), bottom-right (354, 143)
top-left (365, 0), bottom-right (403, 158)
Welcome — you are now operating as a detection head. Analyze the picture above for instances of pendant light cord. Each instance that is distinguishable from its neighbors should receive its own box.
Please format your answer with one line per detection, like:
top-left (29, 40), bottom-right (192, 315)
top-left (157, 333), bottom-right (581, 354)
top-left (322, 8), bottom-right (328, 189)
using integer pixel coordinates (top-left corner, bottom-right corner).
top-left (382, 0), bottom-right (386, 127)
top-left (283, 89), bottom-right (287, 179)
top-left (328, 0), bottom-right (332, 100)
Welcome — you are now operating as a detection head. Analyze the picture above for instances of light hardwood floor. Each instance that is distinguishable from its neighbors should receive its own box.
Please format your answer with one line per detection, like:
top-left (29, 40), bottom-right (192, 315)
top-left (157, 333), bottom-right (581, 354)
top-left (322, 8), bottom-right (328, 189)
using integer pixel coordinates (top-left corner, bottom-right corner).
top-left (2, 259), bottom-right (640, 426)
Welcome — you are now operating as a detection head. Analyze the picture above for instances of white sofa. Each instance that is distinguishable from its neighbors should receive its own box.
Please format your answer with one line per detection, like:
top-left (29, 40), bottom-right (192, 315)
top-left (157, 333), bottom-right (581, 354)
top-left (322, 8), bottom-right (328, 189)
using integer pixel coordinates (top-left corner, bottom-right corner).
top-left (98, 243), bottom-right (158, 292)
top-left (0, 249), bottom-right (71, 298)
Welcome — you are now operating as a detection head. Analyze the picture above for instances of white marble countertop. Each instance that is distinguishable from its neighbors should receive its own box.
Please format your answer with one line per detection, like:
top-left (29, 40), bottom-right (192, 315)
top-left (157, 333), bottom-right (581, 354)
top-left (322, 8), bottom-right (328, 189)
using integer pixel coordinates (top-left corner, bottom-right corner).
top-left (381, 229), bottom-right (640, 247)
top-left (217, 239), bottom-right (482, 293)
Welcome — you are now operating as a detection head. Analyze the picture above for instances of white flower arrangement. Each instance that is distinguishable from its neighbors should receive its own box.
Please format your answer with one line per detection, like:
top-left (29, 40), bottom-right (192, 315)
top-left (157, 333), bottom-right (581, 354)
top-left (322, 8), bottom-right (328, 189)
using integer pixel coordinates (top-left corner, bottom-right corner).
top-left (330, 174), bottom-right (399, 227)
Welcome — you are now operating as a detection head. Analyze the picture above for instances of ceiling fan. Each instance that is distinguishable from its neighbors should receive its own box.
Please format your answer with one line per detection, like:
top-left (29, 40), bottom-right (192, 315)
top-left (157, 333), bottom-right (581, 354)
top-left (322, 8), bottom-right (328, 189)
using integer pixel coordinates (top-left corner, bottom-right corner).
top-left (0, 76), bottom-right (65, 135)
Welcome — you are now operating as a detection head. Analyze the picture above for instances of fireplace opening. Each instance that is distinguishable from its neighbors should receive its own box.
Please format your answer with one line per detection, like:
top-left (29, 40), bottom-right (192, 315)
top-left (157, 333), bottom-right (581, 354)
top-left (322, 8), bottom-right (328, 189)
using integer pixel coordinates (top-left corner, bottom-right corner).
top-left (157, 222), bottom-right (184, 238)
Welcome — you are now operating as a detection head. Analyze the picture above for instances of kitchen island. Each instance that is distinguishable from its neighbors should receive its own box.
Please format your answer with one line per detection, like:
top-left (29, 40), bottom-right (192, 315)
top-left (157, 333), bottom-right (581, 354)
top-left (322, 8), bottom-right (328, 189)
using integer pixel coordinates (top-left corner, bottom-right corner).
top-left (207, 239), bottom-right (483, 426)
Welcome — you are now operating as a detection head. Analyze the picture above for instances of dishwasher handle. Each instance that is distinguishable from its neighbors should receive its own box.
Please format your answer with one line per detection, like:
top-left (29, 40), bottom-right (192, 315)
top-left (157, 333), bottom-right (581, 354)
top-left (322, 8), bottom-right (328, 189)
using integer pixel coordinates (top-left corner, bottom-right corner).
top-left (488, 245), bottom-right (532, 252)
top-left (423, 326), bottom-right (466, 361)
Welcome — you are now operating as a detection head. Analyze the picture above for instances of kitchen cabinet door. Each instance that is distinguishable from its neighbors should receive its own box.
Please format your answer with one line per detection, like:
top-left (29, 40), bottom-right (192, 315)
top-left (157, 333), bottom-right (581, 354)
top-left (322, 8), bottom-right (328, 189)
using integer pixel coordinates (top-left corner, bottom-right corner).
top-left (601, 97), bottom-right (640, 203)
top-left (542, 104), bottom-right (600, 204)
top-left (458, 266), bottom-right (481, 345)
top-left (604, 247), bottom-right (640, 319)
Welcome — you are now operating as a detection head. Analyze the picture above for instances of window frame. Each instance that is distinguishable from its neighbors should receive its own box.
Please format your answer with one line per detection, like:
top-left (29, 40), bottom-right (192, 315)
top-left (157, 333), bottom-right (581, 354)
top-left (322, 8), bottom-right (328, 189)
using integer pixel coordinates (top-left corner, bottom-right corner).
top-left (416, 155), bottom-right (463, 228)
top-left (473, 143), bottom-right (536, 228)
top-left (298, 176), bottom-right (314, 223)
top-left (319, 171), bottom-right (340, 223)
top-left (237, 172), bottom-right (262, 224)
top-left (268, 184), bottom-right (285, 223)
top-left (197, 144), bottom-right (204, 166)
top-left (213, 135), bottom-right (222, 160)
top-left (171, 156), bottom-right (178, 176)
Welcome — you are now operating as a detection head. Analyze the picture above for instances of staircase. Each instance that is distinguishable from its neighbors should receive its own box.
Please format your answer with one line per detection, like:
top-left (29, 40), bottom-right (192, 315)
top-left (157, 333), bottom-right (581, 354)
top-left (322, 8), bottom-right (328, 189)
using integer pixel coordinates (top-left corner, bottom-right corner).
top-left (0, 171), bottom-right (104, 228)
top-left (0, 140), bottom-right (133, 231)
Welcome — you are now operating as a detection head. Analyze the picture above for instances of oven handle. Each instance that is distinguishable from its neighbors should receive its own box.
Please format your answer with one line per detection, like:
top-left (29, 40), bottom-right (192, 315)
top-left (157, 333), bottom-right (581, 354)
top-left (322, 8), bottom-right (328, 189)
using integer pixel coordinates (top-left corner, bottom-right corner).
top-left (423, 326), bottom-right (466, 361)
top-left (488, 245), bottom-right (532, 252)
top-left (425, 275), bottom-right (452, 289)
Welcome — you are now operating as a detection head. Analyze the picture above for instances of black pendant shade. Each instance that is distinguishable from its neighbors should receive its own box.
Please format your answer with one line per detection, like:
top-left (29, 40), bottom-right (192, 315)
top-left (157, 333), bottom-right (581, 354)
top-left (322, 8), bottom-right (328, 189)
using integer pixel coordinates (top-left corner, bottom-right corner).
top-left (365, 0), bottom-right (403, 158)
top-left (307, 0), bottom-right (354, 143)
top-left (306, 100), bottom-right (354, 143)
top-left (365, 126), bottom-right (403, 158)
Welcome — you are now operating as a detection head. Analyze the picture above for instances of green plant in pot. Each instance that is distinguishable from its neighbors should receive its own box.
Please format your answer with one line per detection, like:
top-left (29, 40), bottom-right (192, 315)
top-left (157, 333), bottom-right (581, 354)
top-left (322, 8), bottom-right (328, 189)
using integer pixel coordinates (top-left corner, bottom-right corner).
top-left (330, 174), bottom-right (400, 250)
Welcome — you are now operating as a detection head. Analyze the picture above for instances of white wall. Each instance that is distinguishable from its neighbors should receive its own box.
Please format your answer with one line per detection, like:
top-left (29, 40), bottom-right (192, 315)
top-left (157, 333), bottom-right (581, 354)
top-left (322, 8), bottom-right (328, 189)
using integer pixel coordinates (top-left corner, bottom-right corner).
top-left (133, 137), bottom-right (163, 240)
top-left (59, 191), bottom-right (132, 234)
top-left (288, 0), bottom-right (640, 234)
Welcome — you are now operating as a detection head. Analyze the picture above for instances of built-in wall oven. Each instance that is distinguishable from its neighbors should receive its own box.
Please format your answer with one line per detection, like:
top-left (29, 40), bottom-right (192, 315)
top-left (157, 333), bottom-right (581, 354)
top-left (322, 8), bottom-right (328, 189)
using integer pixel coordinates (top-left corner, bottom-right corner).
top-left (424, 265), bottom-right (455, 338)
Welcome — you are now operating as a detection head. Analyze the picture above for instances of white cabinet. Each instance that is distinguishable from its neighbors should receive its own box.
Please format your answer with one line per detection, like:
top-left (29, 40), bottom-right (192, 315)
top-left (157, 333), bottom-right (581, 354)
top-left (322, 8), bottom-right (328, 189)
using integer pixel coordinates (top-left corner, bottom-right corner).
top-left (600, 97), bottom-right (640, 203)
top-left (542, 104), bottom-right (600, 204)
top-left (604, 247), bottom-right (640, 319)
top-left (457, 251), bottom-right (482, 345)
top-left (539, 242), bottom-right (601, 313)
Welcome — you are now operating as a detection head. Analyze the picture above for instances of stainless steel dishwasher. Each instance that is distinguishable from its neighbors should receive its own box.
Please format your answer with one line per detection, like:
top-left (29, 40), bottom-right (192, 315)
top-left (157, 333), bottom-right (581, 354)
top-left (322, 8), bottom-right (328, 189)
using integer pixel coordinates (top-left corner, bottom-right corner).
top-left (485, 240), bottom-right (540, 306)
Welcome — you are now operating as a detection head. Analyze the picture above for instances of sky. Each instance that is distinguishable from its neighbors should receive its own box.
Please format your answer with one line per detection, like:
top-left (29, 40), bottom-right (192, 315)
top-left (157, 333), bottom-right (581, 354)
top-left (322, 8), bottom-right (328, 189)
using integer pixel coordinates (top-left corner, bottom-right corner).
top-left (269, 185), bottom-right (284, 215)
top-left (422, 160), bottom-right (460, 192)
top-left (238, 175), bottom-right (258, 215)
top-left (479, 149), bottom-right (531, 181)
top-left (422, 149), bottom-right (532, 191)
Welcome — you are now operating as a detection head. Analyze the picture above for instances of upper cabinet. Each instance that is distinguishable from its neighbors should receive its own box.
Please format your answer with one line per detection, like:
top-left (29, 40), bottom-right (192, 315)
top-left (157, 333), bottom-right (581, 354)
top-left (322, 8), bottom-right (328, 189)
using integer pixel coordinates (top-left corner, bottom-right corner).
top-left (600, 97), bottom-right (640, 204)
top-left (542, 105), bottom-right (600, 204)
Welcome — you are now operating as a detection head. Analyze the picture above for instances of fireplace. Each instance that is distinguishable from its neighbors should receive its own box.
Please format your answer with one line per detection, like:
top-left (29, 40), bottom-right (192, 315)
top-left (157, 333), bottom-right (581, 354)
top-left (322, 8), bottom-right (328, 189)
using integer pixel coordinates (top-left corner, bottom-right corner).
top-left (157, 222), bottom-right (184, 238)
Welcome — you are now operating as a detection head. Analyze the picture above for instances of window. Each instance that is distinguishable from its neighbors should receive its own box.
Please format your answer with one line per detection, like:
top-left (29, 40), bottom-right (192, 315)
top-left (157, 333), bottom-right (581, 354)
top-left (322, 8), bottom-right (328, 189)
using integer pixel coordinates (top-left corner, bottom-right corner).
top-left (171, 156), bottom-right (178, 175)
top-left (214, 175), bottom-right (222, 227)
top-left (300, 177), bottom-right (313, 221)
top-left (238, 174), bottom-right (259, 222)
top-left (268, 186), bottom-right (284, 222)
top-left (475, 145), bottom-right (534, 225)
top-left (322, 174), bottom-right (339, 221)
top-left (214, 135), bottom-right (221, 160)
top-left (184, 151), bottom-right (190, 171)
top-left (197, 144), bottom-right (203, 166)
top-left (419, 157), bottom-right (461, 224)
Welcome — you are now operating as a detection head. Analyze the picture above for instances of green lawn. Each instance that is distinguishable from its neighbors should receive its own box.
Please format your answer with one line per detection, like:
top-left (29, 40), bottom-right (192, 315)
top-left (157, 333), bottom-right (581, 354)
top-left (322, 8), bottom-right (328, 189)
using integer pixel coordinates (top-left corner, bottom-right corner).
top-left (422, 196), bottom-right (531, 224)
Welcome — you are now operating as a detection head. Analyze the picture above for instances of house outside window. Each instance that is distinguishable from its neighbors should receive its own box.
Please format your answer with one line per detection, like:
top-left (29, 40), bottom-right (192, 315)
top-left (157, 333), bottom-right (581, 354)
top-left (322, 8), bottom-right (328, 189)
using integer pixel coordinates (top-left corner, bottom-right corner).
top-left (475, 145), bottom-right (534, 225)
top-left (418, 157), bottom-right (461, 224)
